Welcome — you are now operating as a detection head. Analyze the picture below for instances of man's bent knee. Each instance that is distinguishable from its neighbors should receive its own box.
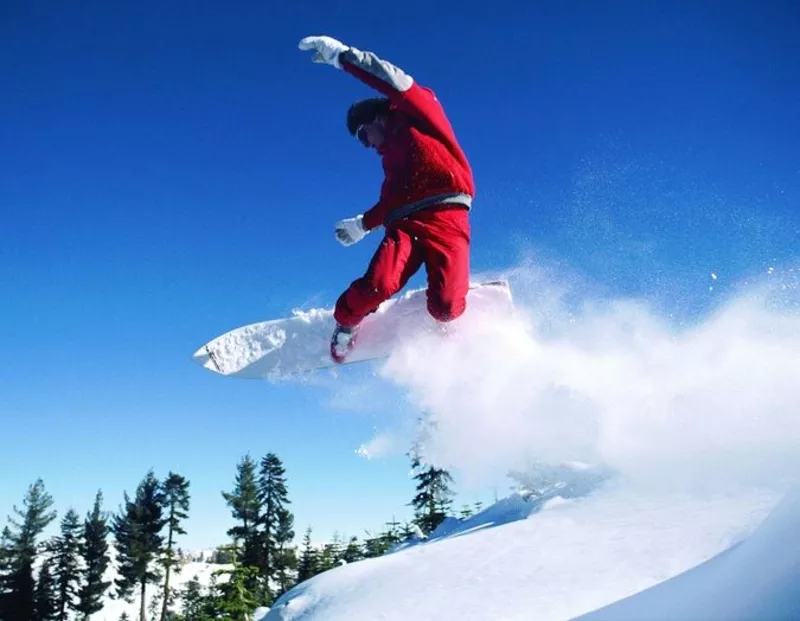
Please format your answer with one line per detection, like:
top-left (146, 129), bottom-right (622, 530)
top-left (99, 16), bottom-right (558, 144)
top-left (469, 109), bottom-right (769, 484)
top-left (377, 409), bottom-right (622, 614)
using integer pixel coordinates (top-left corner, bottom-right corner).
top-left (358, 275), bottom-right (401, 302)
top-left (427, 295), bottom-right (466, 323)
top-left (335, 277), bottom-right (400, 327)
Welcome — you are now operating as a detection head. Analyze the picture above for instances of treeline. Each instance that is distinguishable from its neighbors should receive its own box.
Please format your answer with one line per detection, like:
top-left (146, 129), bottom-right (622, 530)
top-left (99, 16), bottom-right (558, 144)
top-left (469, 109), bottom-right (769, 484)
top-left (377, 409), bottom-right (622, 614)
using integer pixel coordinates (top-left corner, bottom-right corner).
top-left (0, 450), bottom-right (468, 621)
top-left (0, 472), bottom-right (192, 621)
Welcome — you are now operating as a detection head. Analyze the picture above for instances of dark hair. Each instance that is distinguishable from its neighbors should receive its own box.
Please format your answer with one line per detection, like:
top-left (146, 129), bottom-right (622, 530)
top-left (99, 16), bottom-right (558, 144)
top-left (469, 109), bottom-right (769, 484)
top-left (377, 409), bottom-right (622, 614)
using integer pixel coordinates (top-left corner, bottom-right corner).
top-left (346, 98), bottom-right (390, 136)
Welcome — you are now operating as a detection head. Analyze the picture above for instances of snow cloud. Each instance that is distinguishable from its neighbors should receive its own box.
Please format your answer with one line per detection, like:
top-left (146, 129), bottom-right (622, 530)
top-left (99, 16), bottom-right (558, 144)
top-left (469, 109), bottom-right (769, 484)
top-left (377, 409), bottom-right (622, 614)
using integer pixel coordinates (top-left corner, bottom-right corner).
top-left (373, 259), bottom-right (800, 492)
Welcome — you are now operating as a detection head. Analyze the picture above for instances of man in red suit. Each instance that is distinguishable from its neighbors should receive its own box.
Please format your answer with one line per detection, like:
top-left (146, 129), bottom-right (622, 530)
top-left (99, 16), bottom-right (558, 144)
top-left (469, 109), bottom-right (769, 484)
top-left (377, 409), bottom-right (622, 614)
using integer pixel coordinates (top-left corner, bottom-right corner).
top-left (299, 36), bottom-right (475, 363)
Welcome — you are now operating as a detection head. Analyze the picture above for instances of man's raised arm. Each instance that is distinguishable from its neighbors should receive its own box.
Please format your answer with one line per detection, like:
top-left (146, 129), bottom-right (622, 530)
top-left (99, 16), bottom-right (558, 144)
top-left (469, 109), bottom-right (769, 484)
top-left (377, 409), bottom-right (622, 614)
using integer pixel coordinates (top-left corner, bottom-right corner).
top-left (299, 36), bottom-right (460, 149)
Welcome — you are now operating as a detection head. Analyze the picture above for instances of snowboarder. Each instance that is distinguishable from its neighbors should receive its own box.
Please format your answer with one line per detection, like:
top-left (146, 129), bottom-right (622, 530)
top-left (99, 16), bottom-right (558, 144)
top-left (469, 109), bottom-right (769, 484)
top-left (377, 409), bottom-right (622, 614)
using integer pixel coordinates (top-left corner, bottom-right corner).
top-left (298, 35), bottom-right (476, 363)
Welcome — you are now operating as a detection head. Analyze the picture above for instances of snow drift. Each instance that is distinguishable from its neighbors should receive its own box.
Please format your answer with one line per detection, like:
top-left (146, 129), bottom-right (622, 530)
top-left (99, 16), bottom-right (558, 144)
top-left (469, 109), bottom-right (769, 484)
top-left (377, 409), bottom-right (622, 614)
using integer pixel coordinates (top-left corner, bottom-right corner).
top-left (265, 480), bottom-right (796, 620)
top-left (577, 483), bottom-right (800, 620)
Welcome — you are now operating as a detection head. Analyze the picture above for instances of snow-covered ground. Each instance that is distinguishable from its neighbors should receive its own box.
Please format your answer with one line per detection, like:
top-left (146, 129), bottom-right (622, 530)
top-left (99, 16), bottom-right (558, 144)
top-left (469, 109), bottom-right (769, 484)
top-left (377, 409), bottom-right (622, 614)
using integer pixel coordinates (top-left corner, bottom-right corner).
top-left (264, 475), bottom-right (792, 620)
top-left (578, 484), bottom-right (800, 620)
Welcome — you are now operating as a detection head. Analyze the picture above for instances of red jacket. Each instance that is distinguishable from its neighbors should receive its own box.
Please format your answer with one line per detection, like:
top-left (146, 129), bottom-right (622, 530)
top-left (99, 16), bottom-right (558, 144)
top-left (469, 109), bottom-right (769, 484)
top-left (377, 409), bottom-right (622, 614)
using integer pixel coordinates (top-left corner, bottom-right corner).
top-left (340, 48), bottom-right (475, 231)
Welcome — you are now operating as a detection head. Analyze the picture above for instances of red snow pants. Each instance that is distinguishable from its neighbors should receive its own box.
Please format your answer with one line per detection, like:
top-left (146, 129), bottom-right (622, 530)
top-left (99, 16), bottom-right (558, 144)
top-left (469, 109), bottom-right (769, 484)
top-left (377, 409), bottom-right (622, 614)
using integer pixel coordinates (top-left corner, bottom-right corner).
top-left (334, 206), bottom-right (470, 328)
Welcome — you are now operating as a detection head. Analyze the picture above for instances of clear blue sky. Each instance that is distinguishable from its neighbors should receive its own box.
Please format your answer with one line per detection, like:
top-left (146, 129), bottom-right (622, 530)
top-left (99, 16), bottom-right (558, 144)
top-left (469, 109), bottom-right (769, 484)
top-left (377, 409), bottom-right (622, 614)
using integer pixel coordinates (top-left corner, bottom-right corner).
top-left (1, 1), bottom-right (798, 548)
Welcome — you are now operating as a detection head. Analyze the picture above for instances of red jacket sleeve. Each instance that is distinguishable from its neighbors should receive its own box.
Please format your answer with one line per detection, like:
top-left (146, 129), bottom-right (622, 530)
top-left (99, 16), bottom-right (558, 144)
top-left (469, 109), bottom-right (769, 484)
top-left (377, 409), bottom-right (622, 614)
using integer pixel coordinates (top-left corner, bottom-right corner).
top-left (362, 178), bottom-right (396, 231)
top-left (339, 48), bottom-right (465, 161)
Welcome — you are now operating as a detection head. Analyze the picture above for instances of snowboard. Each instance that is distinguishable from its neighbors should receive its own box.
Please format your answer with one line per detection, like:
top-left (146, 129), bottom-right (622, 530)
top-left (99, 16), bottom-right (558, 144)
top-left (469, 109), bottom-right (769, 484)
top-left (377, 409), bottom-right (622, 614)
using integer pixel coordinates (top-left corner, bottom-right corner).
top-left (191, 279), bottom-right (513, 379)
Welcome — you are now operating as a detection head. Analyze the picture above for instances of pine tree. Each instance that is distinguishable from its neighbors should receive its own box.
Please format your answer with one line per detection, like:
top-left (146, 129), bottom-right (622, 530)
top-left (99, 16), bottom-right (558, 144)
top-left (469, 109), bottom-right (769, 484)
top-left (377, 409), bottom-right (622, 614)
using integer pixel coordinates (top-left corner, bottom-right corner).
top-left (0, 526), bottom-right (13, 619)
top-left (159, 472), bottom-right (190, 621)
top-left (51, 508), bottom-right (82, 621)
top-left (210, 543), bottom-right (259, 621)
top-left (383, 518), bottom-right (402, 547)
top-left (4, 558), bottom-right (36, 621)
top-left (221, 455), bottom-right (262, 572)
top-left (400, 521), bottom-right (424, 541)
top-left (341, 536), bottom-right (363, 564)
top-left (0, 479), bottom-right (57, 621)
top-left (409, 454), bottom-right (455, 535)
top-left (211, 546), bottom-right (234, 564)
top-left (112, 471), bottom-right (165, 621)
top-left (257, 453), bottom-right (292, 603)
top-left (317, 534), bottom-right (343, 573)
top-left (147, 591), bottom-right (162, 621)
top-left (296, 528), bottom-right (318, 583)
top-left (362, 534), bottom-right (390, 559)
top-left (34, 559), bottom-right (57, 621)
top-left (361, 520), bottom-right (404, 559)
top-left (180, 577), bottom-right (207, 621)
top-left (214, 565), bottom-right (259, 620)
top-left (273, 507), bottom-right (296, 596)
top-left (76, 490), bottom-right (111, 620)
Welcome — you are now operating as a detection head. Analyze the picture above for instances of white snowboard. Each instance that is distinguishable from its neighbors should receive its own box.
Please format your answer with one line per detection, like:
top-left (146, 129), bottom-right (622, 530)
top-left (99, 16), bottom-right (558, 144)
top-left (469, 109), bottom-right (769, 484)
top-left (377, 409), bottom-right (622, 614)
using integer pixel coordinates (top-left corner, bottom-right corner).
top-left (191, 280), bottom-right (513, 379)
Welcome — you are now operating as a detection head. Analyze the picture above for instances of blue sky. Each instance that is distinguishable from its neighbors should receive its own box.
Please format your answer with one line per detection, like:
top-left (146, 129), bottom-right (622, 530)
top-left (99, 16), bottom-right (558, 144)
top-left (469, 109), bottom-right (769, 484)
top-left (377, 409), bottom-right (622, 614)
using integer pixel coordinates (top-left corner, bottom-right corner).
top-left (1, 1), bottom-right (798, 548)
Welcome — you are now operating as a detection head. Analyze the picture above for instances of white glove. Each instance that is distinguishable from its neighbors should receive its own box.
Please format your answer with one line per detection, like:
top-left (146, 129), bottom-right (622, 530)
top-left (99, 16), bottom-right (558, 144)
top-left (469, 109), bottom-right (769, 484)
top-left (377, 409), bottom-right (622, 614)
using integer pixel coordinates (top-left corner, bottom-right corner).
top-left (298, 35), bottom-right (349, 69)
top-left (335, 215), bottom-right (368, 247)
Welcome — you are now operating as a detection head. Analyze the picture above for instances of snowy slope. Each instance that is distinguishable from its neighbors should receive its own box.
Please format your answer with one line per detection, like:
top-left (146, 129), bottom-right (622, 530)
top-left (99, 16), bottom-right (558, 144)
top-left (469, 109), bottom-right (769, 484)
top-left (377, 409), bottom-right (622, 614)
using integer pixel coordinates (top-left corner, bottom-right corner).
top-left (264, 478), bottom-right (784, 621)
top-left (577, 484), bottom-right (800, 620)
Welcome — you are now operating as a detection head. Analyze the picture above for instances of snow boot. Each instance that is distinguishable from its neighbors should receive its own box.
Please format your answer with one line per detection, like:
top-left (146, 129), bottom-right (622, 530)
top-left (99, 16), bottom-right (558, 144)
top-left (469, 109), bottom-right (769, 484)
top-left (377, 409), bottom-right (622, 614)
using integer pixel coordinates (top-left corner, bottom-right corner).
top-left (330, 323), bottom-right (359, 363)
